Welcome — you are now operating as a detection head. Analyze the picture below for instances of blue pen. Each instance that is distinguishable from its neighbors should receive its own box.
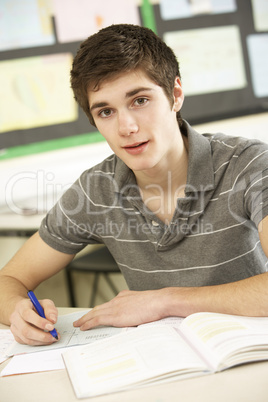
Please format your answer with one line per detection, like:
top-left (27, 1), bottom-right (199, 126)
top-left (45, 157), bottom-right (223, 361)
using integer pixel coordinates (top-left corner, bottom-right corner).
top-left (27, 290), bottom-right (58, 340)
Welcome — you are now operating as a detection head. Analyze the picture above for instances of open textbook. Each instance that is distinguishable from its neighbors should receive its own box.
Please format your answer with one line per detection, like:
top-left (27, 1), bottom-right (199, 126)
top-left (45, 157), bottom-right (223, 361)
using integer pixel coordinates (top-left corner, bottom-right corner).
top-left (63, 312), bottom-right (268, 399)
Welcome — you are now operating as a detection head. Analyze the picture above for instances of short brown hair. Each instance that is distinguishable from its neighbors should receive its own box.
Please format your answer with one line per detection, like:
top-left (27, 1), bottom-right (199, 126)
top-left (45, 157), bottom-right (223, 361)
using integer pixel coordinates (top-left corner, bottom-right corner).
top-left (71, 24), bottom-right (182, 126)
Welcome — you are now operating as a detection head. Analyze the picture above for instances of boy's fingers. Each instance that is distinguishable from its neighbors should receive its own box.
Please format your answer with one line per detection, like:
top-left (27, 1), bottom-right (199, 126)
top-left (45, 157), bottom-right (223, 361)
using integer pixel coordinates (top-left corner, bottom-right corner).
top-left (42, 299), bottom-right (58, 324)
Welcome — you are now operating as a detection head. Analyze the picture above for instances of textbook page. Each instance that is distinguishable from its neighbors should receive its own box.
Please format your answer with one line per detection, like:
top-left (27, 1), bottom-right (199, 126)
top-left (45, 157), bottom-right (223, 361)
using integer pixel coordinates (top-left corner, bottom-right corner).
top-left (7, 310), bottom-right (122, 356)
top-left (138, 316), bottom-right (184, 329)
top-left (179, 312), bottom-right (268, 371)
top-left (63, 325), bottom-right (209, 399)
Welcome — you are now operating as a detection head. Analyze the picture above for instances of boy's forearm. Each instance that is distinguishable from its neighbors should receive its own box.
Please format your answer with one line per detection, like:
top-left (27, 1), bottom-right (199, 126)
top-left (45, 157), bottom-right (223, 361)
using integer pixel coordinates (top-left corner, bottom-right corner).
top-left (0, 233), bottom-right (75, 326)
top-left (0, 275), bottom-right (28, 325)
top-left (73, 273), bottom-right (268, 332)
top-left (164, 272), bottom-right (268, 318)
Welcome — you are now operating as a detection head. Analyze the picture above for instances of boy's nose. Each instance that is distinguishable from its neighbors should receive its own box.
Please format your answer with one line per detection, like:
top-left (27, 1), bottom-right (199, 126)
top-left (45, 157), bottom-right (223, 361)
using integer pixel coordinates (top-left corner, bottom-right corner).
top-left (117, 111), bottom-right (138, 136)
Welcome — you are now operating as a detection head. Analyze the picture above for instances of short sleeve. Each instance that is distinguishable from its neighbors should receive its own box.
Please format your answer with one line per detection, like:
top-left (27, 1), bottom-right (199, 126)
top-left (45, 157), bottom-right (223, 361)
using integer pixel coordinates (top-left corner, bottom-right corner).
top-left (234, 141), bottom-right (268, 227)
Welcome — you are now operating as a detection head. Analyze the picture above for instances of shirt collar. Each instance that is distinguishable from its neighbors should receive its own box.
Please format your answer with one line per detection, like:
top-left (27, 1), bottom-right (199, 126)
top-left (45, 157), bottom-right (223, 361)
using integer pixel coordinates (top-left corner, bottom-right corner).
top-left (182, 120), bottom-right (215, 194)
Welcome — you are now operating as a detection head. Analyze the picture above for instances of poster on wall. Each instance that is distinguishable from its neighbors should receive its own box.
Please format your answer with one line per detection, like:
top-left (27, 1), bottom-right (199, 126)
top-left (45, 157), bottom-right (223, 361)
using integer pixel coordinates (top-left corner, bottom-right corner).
top-left (247, 34), bottom-right (268, 97)
top-left (0, 54), bottom-right (77, 133)
top-left (164, 25), bottom-right (246, 96)
top-left (53, 0), bottom-right (140, 43)
top-left (159, 0), bottom-right (237, 20)
top-left (0, 0), bottom-right (55, 51)
top-left (251, 0), bottom-right (268, 31)
top-left (0, 0), bottom-right (267, 156)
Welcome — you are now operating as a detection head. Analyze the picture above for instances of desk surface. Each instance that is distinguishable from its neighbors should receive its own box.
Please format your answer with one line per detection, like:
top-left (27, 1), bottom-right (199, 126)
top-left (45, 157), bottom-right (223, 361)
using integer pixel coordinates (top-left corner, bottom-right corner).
top-left (0, 308), bottom-right (268, 402)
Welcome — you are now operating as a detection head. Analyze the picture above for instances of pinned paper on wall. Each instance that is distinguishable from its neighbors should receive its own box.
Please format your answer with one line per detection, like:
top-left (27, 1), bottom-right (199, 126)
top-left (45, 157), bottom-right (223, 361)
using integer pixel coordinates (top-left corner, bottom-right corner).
top-left (247, 34), bottom-right (268, 97)
top-left (0, 54), bottom-right (78, 133)
top-left (53, 0), bottom-right (140, 43)
top-left (164, 25), bottom-right (247, 96)
top-left (0, 0), bottom-right (55, 51)
top-left (251, 0), bottom-right (268, 31)
top-left (160, 0), bottom-right (237, 20)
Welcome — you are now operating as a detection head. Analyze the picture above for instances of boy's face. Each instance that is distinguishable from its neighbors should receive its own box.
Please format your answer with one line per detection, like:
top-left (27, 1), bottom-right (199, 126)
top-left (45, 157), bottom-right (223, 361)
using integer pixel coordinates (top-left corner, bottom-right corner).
top-left (88, 69), bottom-right (184, 174)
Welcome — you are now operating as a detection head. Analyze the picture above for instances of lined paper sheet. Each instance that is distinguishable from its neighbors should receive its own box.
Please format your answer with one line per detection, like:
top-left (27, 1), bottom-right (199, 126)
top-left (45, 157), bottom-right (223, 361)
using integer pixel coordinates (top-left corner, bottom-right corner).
top-left (7, 310), bottom-right (122, 356)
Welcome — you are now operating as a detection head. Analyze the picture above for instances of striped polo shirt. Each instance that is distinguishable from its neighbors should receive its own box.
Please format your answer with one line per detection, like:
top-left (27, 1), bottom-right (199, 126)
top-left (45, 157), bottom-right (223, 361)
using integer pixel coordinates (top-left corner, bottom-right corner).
top-left (39, 121), bottom-right (268, 290)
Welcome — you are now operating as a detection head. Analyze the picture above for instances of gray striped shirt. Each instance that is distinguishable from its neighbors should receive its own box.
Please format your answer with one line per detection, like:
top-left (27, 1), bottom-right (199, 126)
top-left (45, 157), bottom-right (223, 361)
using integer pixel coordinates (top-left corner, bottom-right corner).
top-left (39, 121), bottom-right (268, 290)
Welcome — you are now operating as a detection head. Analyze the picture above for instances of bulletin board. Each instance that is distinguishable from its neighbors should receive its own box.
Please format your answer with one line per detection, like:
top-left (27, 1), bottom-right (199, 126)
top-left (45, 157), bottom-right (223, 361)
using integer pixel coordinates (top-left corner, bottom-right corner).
top-left (0, 0), bottom-right (267, 159)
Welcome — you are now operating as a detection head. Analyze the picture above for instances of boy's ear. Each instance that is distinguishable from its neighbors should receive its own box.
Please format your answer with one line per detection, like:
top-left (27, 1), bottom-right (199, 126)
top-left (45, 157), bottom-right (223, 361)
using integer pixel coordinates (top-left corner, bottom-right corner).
top-left (173, 77), bottom-right (184, 112)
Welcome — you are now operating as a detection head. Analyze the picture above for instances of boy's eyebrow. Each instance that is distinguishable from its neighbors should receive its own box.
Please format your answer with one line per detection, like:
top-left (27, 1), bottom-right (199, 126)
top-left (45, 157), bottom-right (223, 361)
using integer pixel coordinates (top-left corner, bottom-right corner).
top-left (90, 87), bottom-right (153, 112)
top-left (90, 101), bottom-right (109, 112)
top-left (125, 87), bottom-right (153, 98)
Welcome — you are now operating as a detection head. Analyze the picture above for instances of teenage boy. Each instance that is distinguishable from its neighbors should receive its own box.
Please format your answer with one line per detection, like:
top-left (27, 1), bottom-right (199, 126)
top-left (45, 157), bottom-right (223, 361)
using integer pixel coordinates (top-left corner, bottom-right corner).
top-left (0, 24), bottom-right (267, 346)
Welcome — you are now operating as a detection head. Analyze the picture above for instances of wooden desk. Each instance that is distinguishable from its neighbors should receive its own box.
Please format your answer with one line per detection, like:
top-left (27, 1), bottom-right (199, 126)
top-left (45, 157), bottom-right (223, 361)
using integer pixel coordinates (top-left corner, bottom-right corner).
top-left (0, 308), bottom-right (268, 402)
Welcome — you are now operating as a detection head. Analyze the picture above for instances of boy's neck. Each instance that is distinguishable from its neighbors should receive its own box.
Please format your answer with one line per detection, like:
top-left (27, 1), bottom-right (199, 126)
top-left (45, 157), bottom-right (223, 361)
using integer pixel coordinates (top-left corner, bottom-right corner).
top-left (133, 135), bottom-right (189, 224)
top-left (134, 134), bottom-right (189, 195)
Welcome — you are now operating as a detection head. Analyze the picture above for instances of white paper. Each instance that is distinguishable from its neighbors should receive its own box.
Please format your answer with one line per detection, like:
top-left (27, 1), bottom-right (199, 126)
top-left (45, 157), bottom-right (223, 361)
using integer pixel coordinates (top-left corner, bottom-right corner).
top-left (0, 330), bottom-right (14, 364)
top-left (53, 0), bottom-right (140, 43)
top-left (0, 0), bottom-right (55, 51)
top-left (7, 311), bottom-right (122, 356)
top-left (251, 0), bottom-right (268, 31)
top-left (1, 348), bottom-right (67, 376)
top-left (160, 0), bottom-right (236, 20)
top-left (138, 316), bottom-right (184, 329)
top-left (164, 25), bottom-right (246, 96)
top-left (190, 0), bottom-right (212, 15)
top-left (247, 34), bottom-right (268, 98)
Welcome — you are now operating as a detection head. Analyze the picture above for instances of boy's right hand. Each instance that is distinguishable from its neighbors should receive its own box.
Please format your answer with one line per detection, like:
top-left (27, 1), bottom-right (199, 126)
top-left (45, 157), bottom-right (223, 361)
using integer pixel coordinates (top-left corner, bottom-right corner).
top-left (10, 298), bottom-right (59, 345)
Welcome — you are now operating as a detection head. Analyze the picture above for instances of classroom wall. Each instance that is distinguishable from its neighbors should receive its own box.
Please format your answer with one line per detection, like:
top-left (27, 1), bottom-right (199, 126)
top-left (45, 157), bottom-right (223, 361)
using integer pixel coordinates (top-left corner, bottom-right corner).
top-left (1, 0), bottom-right (268, 153)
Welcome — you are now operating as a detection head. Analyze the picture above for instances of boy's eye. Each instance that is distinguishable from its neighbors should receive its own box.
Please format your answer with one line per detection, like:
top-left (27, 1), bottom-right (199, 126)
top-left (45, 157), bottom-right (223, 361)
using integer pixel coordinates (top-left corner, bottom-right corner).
top-left (99, 109), bottom-right (112, 118)
top-left (134, 97), bottom-right (148, 106)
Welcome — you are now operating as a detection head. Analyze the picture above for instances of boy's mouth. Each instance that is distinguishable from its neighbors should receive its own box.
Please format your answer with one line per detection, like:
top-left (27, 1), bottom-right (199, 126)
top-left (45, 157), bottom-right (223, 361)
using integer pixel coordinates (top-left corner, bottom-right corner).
top-left (124, 141), bottom-right (148, 148)
top-left (123, 141), bottom-right (149, 154)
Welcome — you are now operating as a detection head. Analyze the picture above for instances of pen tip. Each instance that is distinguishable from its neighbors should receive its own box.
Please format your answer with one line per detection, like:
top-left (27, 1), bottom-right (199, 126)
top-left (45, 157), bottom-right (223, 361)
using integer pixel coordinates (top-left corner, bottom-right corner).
top-left (55, 335), bottom-right (58, 340)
